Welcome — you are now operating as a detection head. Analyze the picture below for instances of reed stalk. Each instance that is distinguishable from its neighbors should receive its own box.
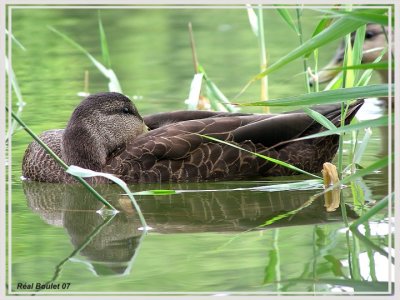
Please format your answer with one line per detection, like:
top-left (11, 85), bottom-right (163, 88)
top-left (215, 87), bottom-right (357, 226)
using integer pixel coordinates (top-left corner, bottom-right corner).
top-left (6, 107), bottom-right (116, 210)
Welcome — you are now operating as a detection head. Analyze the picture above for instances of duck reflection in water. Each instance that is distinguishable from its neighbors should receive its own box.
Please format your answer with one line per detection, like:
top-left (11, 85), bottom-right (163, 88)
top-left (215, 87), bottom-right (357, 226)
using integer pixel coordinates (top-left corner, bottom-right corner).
top-left (23, 181), bottom-right (359, 276)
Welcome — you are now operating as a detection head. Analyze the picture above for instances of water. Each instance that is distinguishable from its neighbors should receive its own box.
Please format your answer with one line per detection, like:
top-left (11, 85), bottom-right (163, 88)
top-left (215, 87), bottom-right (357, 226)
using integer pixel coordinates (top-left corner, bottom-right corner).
top-left (8, 8), bottom-right (392, 295)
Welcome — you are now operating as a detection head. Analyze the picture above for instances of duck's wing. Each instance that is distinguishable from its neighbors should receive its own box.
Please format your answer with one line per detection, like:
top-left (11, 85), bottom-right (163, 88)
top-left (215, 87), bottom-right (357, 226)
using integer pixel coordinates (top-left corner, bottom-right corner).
top-left (232, 100), bottom-right (364, 148)
top-left (143, 110), bottom-right (255, 129)
top-left (232, 113), bottom-right (314, 148)
top-left (108, 101), bottom-right (363, 166)
top-left (106, 114), bottom-right (270, 167)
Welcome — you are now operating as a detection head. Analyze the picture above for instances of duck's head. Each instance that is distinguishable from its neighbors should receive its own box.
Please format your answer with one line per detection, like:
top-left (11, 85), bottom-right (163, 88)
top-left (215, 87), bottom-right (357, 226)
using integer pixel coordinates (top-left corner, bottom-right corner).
top-left (310, 24), bottom-right (390, 86)
top-left (61, 92), bottom-right (147, 171)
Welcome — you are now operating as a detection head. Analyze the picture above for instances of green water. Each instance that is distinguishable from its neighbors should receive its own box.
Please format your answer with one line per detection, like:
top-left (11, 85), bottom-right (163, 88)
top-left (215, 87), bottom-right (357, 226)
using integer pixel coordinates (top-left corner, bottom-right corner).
top-left (7, 7), bottom-right (392, 295)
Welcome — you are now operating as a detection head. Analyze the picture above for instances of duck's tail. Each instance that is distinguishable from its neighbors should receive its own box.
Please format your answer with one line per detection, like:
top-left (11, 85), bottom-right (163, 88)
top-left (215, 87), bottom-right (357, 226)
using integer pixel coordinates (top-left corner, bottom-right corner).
top-left (309, 98), bottom-right (364, 128)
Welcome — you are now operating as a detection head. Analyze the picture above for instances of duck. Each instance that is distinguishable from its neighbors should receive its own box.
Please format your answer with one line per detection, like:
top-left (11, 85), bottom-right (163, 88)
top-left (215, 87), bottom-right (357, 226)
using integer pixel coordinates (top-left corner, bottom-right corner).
top-left (310, 23), bottom-right (392, 86)
top-left (22, 92), bottom-right (363, 184)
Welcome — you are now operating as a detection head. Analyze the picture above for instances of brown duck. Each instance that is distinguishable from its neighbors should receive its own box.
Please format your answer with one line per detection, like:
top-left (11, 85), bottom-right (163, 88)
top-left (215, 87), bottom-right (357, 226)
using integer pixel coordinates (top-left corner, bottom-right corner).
top-left (22, 92), bottom-right (363, 183)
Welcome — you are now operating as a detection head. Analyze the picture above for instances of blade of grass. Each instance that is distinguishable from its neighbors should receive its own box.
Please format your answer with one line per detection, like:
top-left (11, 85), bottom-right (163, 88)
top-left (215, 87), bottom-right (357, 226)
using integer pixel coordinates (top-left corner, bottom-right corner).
top-left (275, 7), bottom-right (300, 35)
top-left (237, 11), bottom-right (372, 97)
top-left (66, 165), bottom-right (148, 231)
top-left (295, 8), bottom-right (311, 93)
top-left (314, 9), bottom-right (389, 26)
top-left (302, 107), bottom-right (337, 131)
top-left (98, 11), bottom-right (111, 68)
top-left (357, 50), bottom-right (387, 86)
top-left (352, 24), bottom-right (366, 82)
top-left (353, 128), bottom-right (372, 166)
top-left (188, 22), bottom-right (200, 73)
top-left (49, 26), bottom-right (122, 93)
top-left (200, 134), bottom-right (321, 179)
top-left (349, 193), bottom-right (392, 230)
top-left (246, 4), bottom-right (259, 36)
top-left (5, 56), bottom-right (26, 140)
top-left (199, 65), bottom-right (239, 113)
top-left (255, 5), bottom-right (269, 107)
top-left (290, 115), bottom-right (389, 142)
top-left (5, 29), bottom-right (26, 51)
top-left (326, 61), bottom-right (389, 71)
top-left (343, 34), bottom-right (355, 87)
top-left (37, 214), bottom-right (116, 291)
top-left (6, 107), bottom-right (116, 210)
top-left (311, 15), bottom-right (333, 38)
top-left (239, 84), bottom-right (391, 107)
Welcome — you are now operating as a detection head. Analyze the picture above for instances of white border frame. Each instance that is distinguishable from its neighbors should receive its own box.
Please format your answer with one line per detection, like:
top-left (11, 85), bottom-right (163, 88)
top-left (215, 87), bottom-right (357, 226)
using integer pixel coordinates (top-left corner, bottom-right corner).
top-left (1, 1), bottom-right (398, 299)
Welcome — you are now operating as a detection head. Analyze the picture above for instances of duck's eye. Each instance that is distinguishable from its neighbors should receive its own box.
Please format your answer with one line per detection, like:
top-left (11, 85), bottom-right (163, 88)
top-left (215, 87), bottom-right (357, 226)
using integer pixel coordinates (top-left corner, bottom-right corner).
top-left (122, 107), bottom-right (130, 114)
top-left (365, 31), bottom-right (375, 39)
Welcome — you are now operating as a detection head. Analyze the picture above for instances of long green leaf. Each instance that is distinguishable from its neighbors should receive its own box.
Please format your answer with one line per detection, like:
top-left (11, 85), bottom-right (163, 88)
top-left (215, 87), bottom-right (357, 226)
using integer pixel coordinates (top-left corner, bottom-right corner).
top-left (49, 26), bottom-right (122, 92)
top-left (292, 115), bottom-right (389, 141)
top-left (238, 9), bottom-right (388, 97)
top-left (238, 11), bottom-right (372, 95)
top-left (340, 155), bottom-right (390, 187)
top-left (5, 29), bottom-right (26, 51)
top-left (275, 8), bottom-right (299, 35)
top-left (7, 108), bottom-right (115, 210)
top-left (199, 65), bottom-right (239, 113)
top-left (302, 107), bottom-right (337, 131)
top-left (315, 9), bottom-right (389, 26)
top-left (357, 50), bottom-right (387, 86)
top-left (327, 61), bottom-right (389, 71)
top-left (352, 25), bottom-right (366, 67)
top-left (5, 56), bottom-right (26, 138)
top-left (353, 128), bottom-right (372, 165)
top-left (98, 11), bottom-right (111, 68)
top-left (350, 193), bottom-right (392, 230)
top-left (311, 16), bottom-right (333, 37)
top-left (240, 84), bottom-right (390, 107)
top-left (246, 4), bottom-right (259, 36)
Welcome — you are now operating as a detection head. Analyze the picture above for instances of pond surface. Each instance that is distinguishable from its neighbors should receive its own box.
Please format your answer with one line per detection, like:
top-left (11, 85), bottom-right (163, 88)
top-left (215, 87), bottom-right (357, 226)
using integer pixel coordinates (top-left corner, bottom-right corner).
top-left (7, 7), bottom-right (393, 295)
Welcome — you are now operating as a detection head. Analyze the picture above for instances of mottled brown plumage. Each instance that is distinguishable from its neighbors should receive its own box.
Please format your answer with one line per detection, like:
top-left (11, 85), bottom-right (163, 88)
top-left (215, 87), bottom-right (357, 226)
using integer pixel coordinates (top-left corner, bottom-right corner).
top-left (22, 92), bottom-right (363, 183)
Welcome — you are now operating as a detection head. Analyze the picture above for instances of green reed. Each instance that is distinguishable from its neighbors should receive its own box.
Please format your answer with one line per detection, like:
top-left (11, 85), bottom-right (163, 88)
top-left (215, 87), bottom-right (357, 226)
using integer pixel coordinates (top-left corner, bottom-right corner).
top-left (235, 6), bottom-right (392, 242)
top-left (6, 108), bottom-right (116, 211)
